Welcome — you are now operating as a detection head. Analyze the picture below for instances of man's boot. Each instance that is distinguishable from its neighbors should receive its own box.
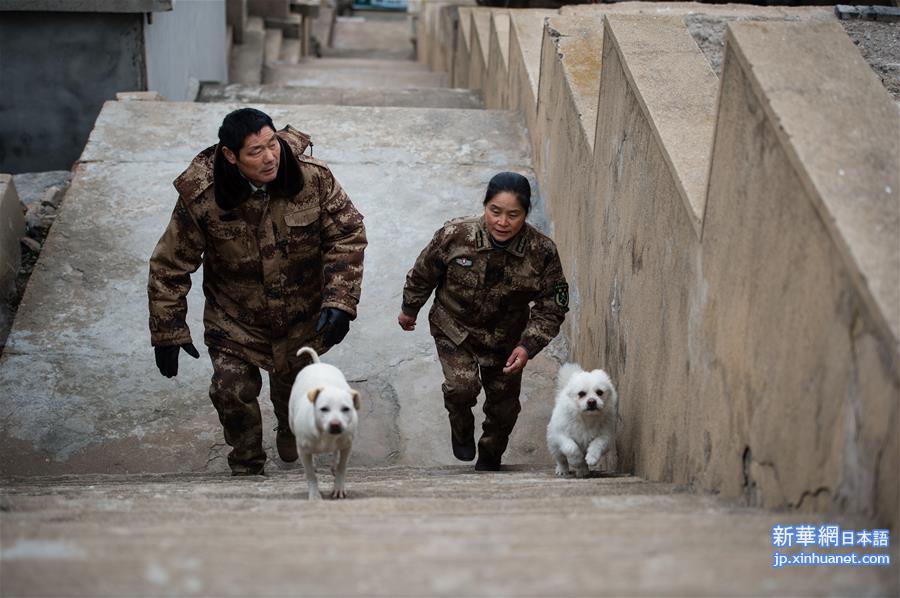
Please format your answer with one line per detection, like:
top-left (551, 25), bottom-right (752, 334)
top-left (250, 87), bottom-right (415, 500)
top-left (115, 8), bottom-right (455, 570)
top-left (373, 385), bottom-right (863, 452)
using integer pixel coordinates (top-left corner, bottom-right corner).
top-left (275, 425), bottom-right (298, 462)
top-left (451, 430), bottom-right (476, 462)
top-left (474, 451), bottom-right (502, 471)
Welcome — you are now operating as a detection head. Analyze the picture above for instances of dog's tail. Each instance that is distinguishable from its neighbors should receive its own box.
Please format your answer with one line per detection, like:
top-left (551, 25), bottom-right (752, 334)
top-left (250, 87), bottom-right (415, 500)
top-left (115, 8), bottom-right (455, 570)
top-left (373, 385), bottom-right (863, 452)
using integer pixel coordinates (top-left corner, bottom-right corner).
top-left (296, 346), bottom-right (321, 363)
top-left (557, 362), bottom-right (582, 391)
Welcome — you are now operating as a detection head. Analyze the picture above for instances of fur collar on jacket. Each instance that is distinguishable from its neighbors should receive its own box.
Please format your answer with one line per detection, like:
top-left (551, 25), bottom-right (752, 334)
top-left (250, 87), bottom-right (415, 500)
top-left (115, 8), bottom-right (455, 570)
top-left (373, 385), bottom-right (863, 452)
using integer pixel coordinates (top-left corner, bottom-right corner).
top-left (173, 126), bottom-right (312, 210)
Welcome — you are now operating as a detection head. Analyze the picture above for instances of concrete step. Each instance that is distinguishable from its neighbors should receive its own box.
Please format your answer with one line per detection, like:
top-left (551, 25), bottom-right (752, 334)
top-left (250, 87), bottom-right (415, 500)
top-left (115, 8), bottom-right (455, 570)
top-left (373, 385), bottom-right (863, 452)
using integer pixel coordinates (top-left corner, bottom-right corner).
top-left (279, 36), bottom-right (301, 63)
top-left (229, 17), bottom-right (266, 85)
top-left (2, 467), bottom-right (895, 596)
top-left (198, 83), bottom-right (484, 109)
top-left (333, 14), bottom-right (412, 54)
top-left (264, 27), bottom-right (283, 65)
top-left (0, 100), bottom-right (536, 477)
top-left (264, 63), bottom-right (449, 88)
top-left (292, 57), bottom-right (432, 71)
top-left (320, 46), bottom-right (415, 60)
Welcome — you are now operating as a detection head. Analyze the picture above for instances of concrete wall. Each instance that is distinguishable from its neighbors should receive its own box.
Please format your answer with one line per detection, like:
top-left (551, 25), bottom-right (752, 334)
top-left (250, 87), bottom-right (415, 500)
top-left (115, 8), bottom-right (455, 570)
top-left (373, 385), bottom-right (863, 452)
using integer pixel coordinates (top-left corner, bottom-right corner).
top-left (0, 174), bottom-right (24, 352)
top-left (144, 0), bottom-right (228, 101)
top-left (144, 1), bottom-right (227, 101)
top-left (507, 10), bottom-right (554, 160)
top-left (533, 15), bottom-right (604, 312)
top-left (0, 175), bottom-right (24, 305)
top-left (421, 3), bottom-right (899, 527)
top-left (583, 12), bottom-right (718, 484)
top-left (0, 1), bottom-right (227, 171)
top-left (484, 11), bottom-right (511, 109)
top-left (452, 6), bottom-right (473, 88)
top-left (468, 8), bottom-right (493, 93)
top-left (0, 12), bottom-right (146, 172)
top-left (695, 20), bottom-right (899, 528)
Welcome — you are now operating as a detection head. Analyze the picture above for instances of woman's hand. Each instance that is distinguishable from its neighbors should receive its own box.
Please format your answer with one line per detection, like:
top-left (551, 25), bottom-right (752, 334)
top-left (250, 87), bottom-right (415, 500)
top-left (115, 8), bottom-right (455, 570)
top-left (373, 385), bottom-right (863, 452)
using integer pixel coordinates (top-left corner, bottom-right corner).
top-left (398, 312), bottom-right (417, 331)
top-left (503, 346), bottom-right (529, 375)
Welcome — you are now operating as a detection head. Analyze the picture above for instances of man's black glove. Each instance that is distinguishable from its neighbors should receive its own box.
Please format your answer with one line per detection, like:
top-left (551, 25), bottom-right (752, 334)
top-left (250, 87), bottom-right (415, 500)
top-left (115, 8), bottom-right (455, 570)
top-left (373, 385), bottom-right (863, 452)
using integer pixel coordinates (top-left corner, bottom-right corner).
top-left (154, 342), bottom-right (200, 378)
top-left (316, 308), bottom-right (351, 347)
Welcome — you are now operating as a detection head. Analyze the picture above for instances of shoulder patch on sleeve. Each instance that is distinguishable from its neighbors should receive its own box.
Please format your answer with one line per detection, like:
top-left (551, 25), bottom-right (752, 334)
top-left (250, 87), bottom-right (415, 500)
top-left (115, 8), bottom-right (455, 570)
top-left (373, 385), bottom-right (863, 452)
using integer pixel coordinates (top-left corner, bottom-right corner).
top-left (554, 282), bottom-right (569, 308)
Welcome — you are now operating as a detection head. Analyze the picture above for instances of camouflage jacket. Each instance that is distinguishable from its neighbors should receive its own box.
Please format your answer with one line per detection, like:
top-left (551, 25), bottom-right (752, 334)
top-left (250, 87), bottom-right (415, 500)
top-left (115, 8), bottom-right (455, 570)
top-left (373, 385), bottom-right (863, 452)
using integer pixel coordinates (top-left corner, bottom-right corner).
top-left (402, 216), bottom-right (568, 364)
top-left (148, 126), bottom-right (366, 373)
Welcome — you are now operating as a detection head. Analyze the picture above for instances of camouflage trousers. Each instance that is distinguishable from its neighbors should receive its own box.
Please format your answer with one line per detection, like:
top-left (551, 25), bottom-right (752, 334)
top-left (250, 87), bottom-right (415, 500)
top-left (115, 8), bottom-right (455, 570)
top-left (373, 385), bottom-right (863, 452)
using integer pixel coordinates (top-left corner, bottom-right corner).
top-left (433, 334), bottom-right (523, 462)
top-left (208, 349), bottom-right (299, 474)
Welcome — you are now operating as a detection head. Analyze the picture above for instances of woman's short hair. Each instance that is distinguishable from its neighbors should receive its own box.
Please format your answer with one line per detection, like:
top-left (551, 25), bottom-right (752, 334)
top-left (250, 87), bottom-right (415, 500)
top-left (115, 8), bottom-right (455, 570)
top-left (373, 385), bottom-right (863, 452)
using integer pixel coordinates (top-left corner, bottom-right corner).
top-left (218, 108), bottom-right (276, 154)
top-left (483, 171), bottom-right (532, 214)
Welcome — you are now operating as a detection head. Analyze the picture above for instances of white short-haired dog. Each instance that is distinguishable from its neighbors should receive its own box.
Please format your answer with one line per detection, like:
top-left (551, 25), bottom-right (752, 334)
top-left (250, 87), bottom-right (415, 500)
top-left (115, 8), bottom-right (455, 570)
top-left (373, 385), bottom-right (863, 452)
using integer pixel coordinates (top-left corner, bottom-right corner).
top-left (546, 363), bottom-right (618, 478)
top-left (289, 347), bottom-right (360, 500)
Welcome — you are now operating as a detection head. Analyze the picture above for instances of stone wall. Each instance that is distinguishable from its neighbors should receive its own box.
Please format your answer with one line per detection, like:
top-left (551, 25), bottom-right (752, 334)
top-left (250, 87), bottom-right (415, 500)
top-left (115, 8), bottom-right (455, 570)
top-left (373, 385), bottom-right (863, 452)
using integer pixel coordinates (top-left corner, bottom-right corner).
top-left (420, 1), bottom-right (899, 527)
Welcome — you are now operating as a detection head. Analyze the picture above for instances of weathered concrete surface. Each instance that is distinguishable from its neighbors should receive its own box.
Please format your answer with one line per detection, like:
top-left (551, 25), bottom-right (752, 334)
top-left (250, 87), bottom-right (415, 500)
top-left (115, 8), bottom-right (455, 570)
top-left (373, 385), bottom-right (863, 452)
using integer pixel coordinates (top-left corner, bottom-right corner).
top-left (562, 1), bottom-right (834, 20)
top-left (573, 16), bottom-right (899, 528)
top-left (142, 0), bottom-right (228, 101)
top-left (508, 10), bottom-right (555, 158)
top-left (2, 467), bottom-right (896, 596)
top-left (0, 11), bottom-right (146, 172)
top-left (433, 4), bottom-right (456, 75)
top-left (468, 7), bottom-right (495, 94)
top-left (289, 57), bottom-right (432, 71)
top-left (263, 63), bottom-right (449, 88)
top-left (421, 2), bottom-right (478, 74)
top-left (0, 175), bottom-right (24, 302)
top-left (333, 14), bottom-right (413, 60)
top-left (0, 175), bottom-right (24, 350)
top-left (263, 27), bottom-right (283, 65)
top-left (229, 16), bottom-right (265, 85)
top-left (278, 36), bottom-right (300, 63)
top-left (533, 14), bottom-right (606, 325)
top-left (416, 1), bottom-right (448, 67)
top-left (484, 11), bottom-right (510, 110)
top-left (575, 15), bottom-right (715, 486)
top-left (0, 100), bottom-right (560, 477)
top-left (198, 83), bottom-right (483, 108)
top-left (695, 21), bottom-right (899, 528)
top-left (452, 6), bottom-right (474, 88)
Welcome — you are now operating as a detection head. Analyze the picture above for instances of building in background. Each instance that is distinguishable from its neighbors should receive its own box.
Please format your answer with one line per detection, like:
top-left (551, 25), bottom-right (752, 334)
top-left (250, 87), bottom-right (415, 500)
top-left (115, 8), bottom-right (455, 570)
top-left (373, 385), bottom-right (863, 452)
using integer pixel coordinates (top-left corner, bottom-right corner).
top-left (0, 0), bottom-right (228, 173)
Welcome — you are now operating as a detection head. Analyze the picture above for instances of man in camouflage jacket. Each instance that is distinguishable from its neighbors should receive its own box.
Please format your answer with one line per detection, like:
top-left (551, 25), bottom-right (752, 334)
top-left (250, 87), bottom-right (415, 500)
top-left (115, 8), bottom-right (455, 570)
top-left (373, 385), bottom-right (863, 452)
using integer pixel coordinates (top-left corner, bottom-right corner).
top-left (148, 108), bottom-right (366, 475)
top-left (400, 209), bottom-right (568, 470)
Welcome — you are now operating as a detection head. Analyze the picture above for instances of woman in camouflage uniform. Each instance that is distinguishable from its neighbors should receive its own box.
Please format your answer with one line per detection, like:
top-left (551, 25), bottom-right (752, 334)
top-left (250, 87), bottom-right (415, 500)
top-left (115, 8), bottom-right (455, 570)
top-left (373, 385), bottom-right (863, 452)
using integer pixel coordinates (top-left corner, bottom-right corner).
top-left (398, 172), bottom-right (568, 471)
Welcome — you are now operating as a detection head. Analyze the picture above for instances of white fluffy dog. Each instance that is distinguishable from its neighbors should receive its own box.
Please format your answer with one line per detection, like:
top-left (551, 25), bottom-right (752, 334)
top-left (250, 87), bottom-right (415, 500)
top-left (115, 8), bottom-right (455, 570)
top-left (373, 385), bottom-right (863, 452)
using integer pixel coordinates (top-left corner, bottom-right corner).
top-left (546, 363), bottom-right (618, 478)
top-left (289, 347), bottom-right (360, 500)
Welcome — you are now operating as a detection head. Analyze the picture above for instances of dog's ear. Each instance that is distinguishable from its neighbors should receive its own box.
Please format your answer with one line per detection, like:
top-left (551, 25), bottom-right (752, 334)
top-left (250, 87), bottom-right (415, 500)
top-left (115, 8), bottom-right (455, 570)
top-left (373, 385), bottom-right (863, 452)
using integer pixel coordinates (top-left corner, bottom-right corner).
top-left (307, 387), bottom-right (323, 403)
top-left (351, 391), bottom-right (361, 411)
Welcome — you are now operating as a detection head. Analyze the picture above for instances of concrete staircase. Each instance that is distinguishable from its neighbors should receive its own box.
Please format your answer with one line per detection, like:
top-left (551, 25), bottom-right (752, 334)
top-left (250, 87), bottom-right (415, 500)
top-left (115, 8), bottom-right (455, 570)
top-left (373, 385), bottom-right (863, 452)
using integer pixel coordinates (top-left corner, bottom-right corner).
top-left (1, 7), bottom-right (896, 597)
top-left (205, 10), bottom-right (482, 109)
top-left (1, 466), bottom-right (894, 596)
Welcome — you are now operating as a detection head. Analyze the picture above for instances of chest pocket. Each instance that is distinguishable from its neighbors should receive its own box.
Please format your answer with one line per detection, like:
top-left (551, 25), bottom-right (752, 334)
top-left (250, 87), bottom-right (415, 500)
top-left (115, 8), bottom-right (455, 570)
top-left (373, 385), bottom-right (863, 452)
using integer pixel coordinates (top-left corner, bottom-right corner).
top-left (285, 207), bottom-right (320, 254)
top-left (207, 219), bottom-right (250, 261)
top-left (505, 273), bottom-right (542, 306)
top-left (444, 260), bottom-right (480, 308)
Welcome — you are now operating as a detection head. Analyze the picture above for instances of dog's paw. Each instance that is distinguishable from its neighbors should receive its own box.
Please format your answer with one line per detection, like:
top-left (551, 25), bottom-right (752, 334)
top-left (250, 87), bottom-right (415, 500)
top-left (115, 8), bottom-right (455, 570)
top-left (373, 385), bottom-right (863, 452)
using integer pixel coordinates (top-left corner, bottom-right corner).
top-left (307, 491), bottom-right (322, 501)
top-left (554, 464), bottom-right (569, 477)
top-left (586, 454), bottom-right (600, 468)
top-left (331, 488), bottom-right (347, 499)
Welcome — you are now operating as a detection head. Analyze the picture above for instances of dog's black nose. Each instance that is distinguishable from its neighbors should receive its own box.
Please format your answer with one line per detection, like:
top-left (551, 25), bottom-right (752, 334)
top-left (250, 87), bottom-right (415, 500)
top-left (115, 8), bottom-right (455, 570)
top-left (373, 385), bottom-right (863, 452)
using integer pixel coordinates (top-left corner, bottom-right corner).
top-left (328, 423), bottom-right (344, 435)
top-left (586, 399), bottom-right (598, 410)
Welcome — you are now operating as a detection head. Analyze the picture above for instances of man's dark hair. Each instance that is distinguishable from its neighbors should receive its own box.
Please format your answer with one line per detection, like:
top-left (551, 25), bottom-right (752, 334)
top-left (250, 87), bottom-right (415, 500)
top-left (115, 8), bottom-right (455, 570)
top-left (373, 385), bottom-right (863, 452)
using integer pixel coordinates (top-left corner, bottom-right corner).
top-left (483, 171), bottom-right (532, 214)
top-left (218, 108), bottom-right (276, 153)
